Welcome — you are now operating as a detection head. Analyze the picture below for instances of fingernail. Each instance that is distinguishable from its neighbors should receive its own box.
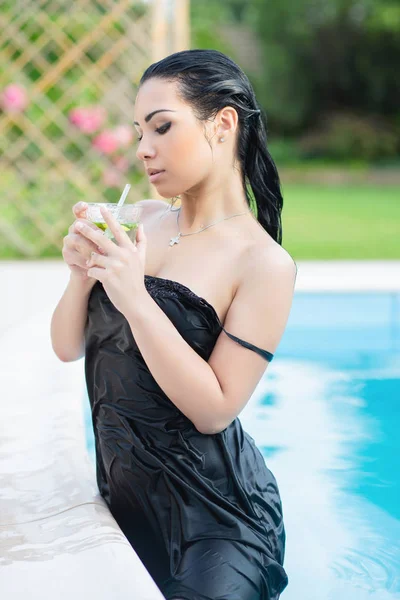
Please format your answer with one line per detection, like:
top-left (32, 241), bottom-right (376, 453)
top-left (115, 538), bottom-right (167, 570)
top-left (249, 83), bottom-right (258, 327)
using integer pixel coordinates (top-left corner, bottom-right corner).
top-left (76, 222), bottom-right (84, 230)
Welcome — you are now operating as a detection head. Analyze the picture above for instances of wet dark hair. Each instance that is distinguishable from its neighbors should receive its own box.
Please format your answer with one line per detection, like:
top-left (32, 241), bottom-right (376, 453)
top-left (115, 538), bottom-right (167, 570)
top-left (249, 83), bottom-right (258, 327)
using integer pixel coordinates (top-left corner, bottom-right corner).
top-left (140, 48), bottom-right (283, 245)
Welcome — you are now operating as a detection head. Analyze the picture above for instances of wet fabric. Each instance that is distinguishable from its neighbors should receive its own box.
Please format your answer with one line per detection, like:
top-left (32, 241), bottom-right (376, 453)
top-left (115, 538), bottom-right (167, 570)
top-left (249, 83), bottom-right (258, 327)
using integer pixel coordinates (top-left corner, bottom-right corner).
top-left (84, 275), bottom-right (289, 599)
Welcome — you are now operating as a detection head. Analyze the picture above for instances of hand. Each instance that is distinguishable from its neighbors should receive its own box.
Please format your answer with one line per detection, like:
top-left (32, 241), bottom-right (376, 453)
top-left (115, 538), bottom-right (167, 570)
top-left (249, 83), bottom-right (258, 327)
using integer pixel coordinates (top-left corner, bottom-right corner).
top-left (76, 206), bottom-right (147, 316)
top-left (62, 201), bottom-right (106, 282)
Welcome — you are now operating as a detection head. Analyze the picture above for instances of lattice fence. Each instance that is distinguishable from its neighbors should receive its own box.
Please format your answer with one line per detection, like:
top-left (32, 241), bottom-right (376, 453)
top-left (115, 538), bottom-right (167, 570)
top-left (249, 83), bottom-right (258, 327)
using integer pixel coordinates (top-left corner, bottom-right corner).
top-left (0, 0), bottom-right (189, 258)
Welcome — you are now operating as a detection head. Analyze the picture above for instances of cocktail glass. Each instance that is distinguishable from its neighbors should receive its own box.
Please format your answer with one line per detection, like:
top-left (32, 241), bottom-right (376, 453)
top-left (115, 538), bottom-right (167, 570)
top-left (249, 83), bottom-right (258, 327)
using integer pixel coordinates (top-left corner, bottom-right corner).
top-left (85, 203), bottom-right (143, 243)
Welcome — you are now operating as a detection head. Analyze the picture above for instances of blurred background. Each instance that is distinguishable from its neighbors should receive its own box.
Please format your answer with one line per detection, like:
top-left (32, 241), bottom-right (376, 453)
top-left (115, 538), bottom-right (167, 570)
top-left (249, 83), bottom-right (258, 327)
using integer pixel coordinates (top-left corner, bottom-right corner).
top-left (1, 3), bottom-right (400, 599)
top-left (1, 0), bottom-right (399, 260)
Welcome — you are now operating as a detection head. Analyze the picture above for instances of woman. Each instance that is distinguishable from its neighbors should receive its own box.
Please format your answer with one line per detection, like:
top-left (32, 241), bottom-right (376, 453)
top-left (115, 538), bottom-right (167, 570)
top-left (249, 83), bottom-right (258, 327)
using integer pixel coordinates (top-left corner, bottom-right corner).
top-left (51, 49), bottom-right (297, 600)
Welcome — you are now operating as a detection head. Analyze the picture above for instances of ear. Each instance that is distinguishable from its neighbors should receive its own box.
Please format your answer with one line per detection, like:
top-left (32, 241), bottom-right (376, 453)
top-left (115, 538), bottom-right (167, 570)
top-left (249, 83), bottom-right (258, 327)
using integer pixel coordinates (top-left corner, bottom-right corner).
top-left (216, 106), bottom-right (239, 140)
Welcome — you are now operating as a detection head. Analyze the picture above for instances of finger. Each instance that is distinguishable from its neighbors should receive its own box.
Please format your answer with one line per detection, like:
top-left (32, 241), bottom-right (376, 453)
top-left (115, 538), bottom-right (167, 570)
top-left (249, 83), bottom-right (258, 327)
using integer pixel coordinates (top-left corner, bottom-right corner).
top-left (136, 222), bottom-right (146, 245)
top-left (77, 219), bottom-right (101, 231)
top-left (66, 232), bottom-right (106, 257)
top-left (72, 202), bottom-right (88, 218)
top-left (74, 220), bottom-right (116, 254)
top-left (86, 266), bottom-right (106, 283)
top-left (85, 251), bottom-right (111, 268)
top-left (69, 219), bottom-right (104, 236)
top-left (63, 248), bottom-right (92, 270)
top-left (100, 206), bottom-right (131, 248)
top-left (76, 238), bottom-right (107, 257)
top-left (85, 220), bottom-right (103, 231)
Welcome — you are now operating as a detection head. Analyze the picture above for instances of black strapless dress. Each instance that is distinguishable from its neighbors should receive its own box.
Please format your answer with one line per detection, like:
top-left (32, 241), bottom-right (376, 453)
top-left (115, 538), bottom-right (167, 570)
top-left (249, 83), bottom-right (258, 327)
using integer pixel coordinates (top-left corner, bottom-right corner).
top-left (84, 275), bottom-right (289, 600)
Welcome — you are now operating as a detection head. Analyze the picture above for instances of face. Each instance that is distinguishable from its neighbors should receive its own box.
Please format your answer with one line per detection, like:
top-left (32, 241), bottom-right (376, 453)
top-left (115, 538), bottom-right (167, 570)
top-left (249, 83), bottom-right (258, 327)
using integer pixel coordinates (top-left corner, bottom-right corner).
top-left (133, 78), bottom-right (219, 198)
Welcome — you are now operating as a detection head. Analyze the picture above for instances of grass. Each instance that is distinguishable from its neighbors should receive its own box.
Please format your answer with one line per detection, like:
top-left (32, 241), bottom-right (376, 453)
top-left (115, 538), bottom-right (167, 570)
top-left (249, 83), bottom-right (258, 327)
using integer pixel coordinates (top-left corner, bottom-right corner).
top-left (1, 179), bottom-right (399, 261)
top-left (282, 183), bottom-right (400, 259)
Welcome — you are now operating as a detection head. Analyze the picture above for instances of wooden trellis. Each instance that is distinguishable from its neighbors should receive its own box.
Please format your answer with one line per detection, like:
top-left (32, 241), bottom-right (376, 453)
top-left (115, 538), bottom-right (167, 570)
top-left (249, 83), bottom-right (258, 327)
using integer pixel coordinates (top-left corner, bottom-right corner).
top-left (0, 0), bottom-right (189, 257)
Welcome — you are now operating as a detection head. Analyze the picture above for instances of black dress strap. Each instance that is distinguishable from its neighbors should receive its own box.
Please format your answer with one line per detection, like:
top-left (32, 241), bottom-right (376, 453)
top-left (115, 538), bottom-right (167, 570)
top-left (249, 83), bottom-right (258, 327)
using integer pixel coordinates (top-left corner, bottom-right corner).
top-left (222, 327), bottom-right (274, 362)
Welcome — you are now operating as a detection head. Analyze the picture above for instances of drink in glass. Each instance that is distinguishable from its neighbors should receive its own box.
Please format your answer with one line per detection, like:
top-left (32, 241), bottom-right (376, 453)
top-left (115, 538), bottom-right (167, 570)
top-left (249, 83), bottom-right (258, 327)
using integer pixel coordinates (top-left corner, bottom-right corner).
top-left (85, 203), bottom-right (143, 243)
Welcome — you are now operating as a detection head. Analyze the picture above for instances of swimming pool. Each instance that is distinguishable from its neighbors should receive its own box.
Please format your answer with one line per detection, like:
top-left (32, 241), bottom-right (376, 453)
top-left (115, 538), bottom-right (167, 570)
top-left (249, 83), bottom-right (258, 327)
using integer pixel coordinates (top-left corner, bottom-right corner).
top-left (83, 291), bottom-right (400, 599)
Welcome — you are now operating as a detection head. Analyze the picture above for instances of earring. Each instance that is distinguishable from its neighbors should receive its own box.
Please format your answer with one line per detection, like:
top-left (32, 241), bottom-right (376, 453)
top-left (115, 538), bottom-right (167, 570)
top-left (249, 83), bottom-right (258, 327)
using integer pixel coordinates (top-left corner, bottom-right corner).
top-left (219, 137), bottom-right (225, 142)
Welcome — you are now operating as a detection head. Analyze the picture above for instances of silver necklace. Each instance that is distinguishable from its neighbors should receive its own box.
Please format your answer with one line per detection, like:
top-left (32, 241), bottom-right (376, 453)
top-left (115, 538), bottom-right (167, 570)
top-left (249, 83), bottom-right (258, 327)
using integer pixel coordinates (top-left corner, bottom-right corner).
top-left (169, 207), bottom-right (251, 246)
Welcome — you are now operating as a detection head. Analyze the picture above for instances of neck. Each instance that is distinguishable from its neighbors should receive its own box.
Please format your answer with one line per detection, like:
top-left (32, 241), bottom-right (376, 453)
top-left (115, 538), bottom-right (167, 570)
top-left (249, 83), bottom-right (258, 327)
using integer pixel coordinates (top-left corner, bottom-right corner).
top-left (177, 171), bottom-right (250, 232)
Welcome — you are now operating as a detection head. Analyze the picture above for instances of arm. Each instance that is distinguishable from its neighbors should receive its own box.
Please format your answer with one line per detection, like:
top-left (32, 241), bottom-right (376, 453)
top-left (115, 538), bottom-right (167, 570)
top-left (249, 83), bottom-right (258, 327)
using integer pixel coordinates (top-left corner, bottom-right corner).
top-left (51, 199), bottom-right (164, 363)
top-left (126, 246), bottom-right (297, 434)
top-left (50, 274), bottom-right (95, 362)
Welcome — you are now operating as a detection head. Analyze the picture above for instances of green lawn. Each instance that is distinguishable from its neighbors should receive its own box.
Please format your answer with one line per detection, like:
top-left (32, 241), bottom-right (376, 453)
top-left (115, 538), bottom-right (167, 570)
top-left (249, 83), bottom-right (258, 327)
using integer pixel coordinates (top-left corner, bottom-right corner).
top-left (1, 181), bottom-right (399, 260)
top-left (282, 183), bottom-right (400, 259)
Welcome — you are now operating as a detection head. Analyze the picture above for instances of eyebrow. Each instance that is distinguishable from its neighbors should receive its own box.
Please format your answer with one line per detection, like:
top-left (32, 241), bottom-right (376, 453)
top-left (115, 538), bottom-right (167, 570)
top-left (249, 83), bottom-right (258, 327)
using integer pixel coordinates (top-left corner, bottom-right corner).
top-left (133, 109), bottom-right (176, 126)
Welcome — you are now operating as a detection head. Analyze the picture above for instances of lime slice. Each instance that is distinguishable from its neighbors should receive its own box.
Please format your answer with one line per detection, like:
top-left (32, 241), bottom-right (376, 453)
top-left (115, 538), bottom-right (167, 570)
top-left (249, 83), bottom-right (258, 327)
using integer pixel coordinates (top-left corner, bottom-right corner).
top-left (94, 222), bottom-right (108, 232)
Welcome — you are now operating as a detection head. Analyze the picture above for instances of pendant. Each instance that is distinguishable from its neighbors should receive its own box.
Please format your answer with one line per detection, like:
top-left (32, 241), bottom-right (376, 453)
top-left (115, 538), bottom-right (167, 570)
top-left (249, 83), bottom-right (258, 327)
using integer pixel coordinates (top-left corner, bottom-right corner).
top-left (169, 234), bottom-right (181, 246)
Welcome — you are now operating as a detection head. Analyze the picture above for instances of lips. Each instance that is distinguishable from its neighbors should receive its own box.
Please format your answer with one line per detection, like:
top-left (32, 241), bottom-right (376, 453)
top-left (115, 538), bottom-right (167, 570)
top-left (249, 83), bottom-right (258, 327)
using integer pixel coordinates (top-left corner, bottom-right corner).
top-left (147, 168), bottom-right (165, 176)
top-left (148, 170), bottom-right (166, 183)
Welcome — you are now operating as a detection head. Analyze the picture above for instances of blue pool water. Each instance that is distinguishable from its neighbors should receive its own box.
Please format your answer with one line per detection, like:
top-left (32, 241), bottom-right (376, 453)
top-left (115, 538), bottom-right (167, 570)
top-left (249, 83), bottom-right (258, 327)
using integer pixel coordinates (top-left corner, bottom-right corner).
top-left (84, 291), bottom-right (400, 599)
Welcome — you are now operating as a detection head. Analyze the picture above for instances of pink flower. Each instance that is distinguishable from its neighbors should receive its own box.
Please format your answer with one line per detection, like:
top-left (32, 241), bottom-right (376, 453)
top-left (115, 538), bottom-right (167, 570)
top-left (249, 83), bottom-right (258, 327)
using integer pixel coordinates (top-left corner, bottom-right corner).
top-left (113, 155), bottom-right (130, 173)
top-left (92, 129), bottom-right (119, 154)
top-left (0, 84), bottom-right (28, 113)
top-left (113, 125), bottom-right (134, 147)
top-left (102, 167), bottom-right (123, 188)
top-left (69, 106), bottom-right (106, 134)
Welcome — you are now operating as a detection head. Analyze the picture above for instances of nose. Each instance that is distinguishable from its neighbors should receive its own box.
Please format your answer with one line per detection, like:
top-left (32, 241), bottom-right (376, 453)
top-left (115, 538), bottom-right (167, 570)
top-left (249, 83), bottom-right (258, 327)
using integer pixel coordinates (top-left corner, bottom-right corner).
top-left (136, 138), bottom-right (156, 162)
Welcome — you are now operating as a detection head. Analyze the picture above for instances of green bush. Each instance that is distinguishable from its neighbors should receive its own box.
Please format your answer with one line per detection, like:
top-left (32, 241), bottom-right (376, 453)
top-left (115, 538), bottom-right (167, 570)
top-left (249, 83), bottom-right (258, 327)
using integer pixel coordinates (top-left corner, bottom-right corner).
top-left (297, 112), bottom-right (399, 161)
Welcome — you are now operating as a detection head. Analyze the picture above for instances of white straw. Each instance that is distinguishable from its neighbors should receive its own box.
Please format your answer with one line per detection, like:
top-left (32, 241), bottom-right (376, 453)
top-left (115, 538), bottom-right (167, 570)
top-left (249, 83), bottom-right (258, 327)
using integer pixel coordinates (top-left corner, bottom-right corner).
top-left (105, 183), bottom-right (131, 238)
top-left (116, 183), bottom-right (131, 213)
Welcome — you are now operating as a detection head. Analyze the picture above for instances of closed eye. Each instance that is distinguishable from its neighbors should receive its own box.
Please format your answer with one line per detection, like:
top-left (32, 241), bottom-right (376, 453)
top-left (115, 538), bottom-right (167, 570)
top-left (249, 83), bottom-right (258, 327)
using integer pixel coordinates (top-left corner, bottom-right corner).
top-left (136, 122), bottom-right (171, 142)
top-left (156, 122), bottom-right (172, 135)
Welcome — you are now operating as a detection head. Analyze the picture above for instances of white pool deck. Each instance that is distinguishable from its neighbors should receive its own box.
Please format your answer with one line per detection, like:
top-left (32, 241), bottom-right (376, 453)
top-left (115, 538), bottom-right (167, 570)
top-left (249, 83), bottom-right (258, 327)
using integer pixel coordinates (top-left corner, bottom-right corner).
top-left (1, 259), bottom-right (399, 599)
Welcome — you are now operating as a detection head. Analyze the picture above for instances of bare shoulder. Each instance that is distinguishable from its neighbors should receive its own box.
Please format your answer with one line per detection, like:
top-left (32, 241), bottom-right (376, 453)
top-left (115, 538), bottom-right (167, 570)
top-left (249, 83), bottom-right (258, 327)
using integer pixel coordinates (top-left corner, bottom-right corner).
top-left (238, 238), bottom-right (297, 291)
top-left (206, 239), bottom-right (297, 433)
top-left (218, 239), bottom-right (297, 361)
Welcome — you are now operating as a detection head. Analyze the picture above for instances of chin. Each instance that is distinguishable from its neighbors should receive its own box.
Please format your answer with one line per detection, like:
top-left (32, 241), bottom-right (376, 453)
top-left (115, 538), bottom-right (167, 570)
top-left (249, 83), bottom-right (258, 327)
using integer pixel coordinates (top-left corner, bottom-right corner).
top-left (154, 183), bottom-right (184, 199)
top-left (154, 173), bottom-right (196, 198)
